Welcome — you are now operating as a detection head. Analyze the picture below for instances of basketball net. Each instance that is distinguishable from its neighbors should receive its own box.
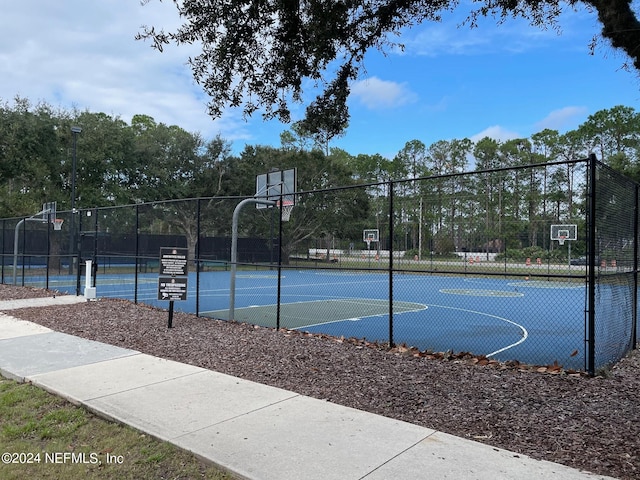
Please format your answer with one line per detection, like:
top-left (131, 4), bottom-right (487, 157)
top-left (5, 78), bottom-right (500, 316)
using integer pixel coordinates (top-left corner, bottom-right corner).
top-left (53, 218), bottom-right (64, 231)
top-left (278, 200), bottom-right (294, 222)
top-left (558, 236), bottom-right (566, 246)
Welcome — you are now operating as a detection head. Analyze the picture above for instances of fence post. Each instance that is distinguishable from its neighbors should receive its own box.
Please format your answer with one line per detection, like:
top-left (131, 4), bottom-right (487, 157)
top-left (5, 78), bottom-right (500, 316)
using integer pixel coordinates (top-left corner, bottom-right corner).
top-left (196, 198), bottom-right (201, 317)
top-left (76, 211), bottom-right (82, 296)
top-left (276, 194), bottom-right (283, 330)
top-left (1, 220), bottom-right (4, 283)
top-left (633, 183), bottom-right (638, 350)
top-left (134, 204), bottom-right (140, 304)
top-left (91, 208), bottom-right (98, 290)
top-left (46, 213), bottom-right (51, 290)
top-left (587, 154), bottom-right (597, 376)
top-left (388, 180), bottom-right (394, 348)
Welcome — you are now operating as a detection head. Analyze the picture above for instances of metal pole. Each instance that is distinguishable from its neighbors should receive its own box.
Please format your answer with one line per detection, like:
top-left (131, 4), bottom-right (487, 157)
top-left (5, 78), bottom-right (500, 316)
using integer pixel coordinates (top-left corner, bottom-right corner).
top-left (1, 220), bottom-right (5, 283)
top-left (196, 198), bottom-right (201, 317)
top-left (21, 216), bottom-right (26, 285)
top-left (388, 180), bottom-right (394, 348)
top-left (229, 198), bottom-right (275, 320)
top-left (69, 126), bottom-right (81, 275)
top-left (76, 210), bottom-right (83, 295)
top-left (418, 196), bottom-right (423, 261)
top-left (632, 183), bottom-right (638, 350)
top-left (587, 154), bottom-right (597, 375)
top-left (134, 204), bottom-right (140, 304)
top-left (12, 219), bottom-right (25, 286)
top-left (71, 131), bottom-right (77, 214)
top-left (13, 208), bottom-right (50, 285)
top-left (276, 194), bottom-right (283, 330)
top-left (93, 209), bottom-right (98, 287)
top-left (46, 211), bottom-right (51, 289)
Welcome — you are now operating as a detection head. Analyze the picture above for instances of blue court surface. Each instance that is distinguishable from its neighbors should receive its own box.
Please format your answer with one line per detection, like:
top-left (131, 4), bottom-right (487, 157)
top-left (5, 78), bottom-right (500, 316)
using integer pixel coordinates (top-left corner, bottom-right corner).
top-left (37, 268), bottom-right (587, 370)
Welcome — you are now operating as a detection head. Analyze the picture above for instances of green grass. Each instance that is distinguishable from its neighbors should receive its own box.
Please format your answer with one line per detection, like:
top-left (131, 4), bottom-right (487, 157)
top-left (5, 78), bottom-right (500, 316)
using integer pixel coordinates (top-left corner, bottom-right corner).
top-left (289, 255), bottom-right (590, 278)
top-left (0, 376), bottom-right (236, 480)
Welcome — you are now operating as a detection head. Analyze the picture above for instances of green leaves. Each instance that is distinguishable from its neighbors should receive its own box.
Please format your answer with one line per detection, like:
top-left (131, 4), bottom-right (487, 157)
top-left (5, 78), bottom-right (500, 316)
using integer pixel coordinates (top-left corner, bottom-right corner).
top-left (138, 1), bottom-right (640, 137)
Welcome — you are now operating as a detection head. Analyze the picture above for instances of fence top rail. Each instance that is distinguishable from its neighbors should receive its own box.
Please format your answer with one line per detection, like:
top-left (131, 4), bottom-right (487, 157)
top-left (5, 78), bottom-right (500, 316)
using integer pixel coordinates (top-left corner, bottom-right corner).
top-left (0, 157), bottom-right (603, 221)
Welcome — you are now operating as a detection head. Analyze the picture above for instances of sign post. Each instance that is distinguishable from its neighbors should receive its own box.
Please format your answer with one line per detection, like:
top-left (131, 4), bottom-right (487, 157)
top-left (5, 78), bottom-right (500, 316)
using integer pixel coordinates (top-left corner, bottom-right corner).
top-left (157, 247), bottom-right (188, 328)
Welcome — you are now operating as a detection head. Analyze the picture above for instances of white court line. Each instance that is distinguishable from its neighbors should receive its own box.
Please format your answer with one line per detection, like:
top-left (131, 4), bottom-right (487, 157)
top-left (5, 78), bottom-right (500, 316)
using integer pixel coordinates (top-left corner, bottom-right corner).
top-left (293, 300), bottom-right (427, 329)
top-left (127, 276), bottom-right (390, 297)
top-left (426, 304), bottom-right (528, 357)
top-left (94, 274), bottom-right (528, 357)
top-left (200, 299), bottom-right (428, 329)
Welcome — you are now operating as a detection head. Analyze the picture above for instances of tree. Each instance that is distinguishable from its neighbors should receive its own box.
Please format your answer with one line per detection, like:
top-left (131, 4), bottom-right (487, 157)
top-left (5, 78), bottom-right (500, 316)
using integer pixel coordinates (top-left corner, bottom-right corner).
top-left (577, 105), bottom-right (640, 172)
top-left (348, 153), bottom-right (392, 185)
top-left (279, 121), bottom-right (321, 153)
top-left (0, 97), bottom-right (61, 216)
top-left (126, 114), bottom-right (229, 203)
top-left (223, 145), bottom-right (370, 262)
top-left (69, 111), bottom-right (135, 208)
top-left (138, 1), bottom-right (640, 137)
top-left (473, 137), bottom-right (504, 250)
top-left (130, 123), bottom-right (233, 261)
top-left (555, 129), bottom-right (589, 220)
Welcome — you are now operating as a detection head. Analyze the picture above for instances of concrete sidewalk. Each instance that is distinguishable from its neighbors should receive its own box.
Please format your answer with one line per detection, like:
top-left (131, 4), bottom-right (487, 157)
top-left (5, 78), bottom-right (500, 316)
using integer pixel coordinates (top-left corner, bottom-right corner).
top-left (0, 297), bottom-right (616, 480)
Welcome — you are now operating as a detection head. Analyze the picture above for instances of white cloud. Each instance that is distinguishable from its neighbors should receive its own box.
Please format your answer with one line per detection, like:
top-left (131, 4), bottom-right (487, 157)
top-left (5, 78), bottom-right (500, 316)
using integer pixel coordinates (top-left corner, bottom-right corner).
top-left (533, 106), bottom-right (588, 132)
top-left (1, 1), bottom-right (636, 159)
top-left (403, 25), bottom-right (489, 57)
top-left (395, 3), bottom-right (595, 58)
top-left (351, 77), bottom-right (417, 110)
top-left (470, 125), bottom-right (521, 143)
top-left (0, 0), bottom-right (251, 143)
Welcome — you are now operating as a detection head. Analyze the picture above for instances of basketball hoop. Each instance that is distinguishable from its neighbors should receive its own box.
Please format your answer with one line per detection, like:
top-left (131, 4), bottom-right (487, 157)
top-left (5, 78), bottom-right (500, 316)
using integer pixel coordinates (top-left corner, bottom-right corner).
top-left (278, 200), bottom-right (294, 222)
top-left (551, 225), bottom-right (576, 246)
top-left (52, 218), bottom-right (64, 231)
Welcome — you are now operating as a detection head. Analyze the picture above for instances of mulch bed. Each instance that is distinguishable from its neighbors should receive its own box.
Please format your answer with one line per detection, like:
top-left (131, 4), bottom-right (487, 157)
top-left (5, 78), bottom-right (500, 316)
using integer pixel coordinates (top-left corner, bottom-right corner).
top-left (1, 284), bottom-right (638, 479)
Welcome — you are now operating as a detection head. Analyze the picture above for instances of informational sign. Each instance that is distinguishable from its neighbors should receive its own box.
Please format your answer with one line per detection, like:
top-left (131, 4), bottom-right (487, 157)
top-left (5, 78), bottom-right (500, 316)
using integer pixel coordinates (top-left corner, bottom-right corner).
top-left (157, 247), bottom-right (189, 328)
top-left (158, 276), bottom-right (188, 301)
top-left (159, 247), bottom-right (188, 276)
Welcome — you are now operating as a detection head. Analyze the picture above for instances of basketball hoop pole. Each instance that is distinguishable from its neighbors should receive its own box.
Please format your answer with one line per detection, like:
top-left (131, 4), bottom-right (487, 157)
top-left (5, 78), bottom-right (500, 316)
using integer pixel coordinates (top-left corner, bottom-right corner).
top-left (229, 197), bottom-right (276, 320)
top-left (551, 225), bottom-right (577, 270)
top-left (276, 193), bottom-right (284, 330)
top-left (12, 207), bottom-right (54, 285)
top-left (556, 237), bottom-right (572, 271)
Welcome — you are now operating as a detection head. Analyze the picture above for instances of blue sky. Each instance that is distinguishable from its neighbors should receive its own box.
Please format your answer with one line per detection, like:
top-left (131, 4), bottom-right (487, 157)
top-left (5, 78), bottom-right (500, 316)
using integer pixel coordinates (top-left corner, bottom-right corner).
top-left (1, 1), bottom-right (639, 160)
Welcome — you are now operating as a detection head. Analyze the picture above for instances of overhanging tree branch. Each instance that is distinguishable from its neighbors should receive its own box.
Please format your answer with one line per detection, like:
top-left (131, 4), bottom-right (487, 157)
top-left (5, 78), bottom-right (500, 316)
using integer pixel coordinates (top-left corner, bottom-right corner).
top-left (137, 1), bottom-right (640, 138)
top-left (584, 0), bottom-right (640, 71)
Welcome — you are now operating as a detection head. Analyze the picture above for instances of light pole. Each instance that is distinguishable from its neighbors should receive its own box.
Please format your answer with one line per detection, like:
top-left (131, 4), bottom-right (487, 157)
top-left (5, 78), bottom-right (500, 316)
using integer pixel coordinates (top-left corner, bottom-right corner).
top-left (70, 126), bottom-right (81, 277)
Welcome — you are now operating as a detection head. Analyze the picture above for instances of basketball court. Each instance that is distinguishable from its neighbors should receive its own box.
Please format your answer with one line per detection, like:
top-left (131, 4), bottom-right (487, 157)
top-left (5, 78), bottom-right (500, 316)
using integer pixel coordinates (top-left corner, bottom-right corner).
top-left (5, 183), bottom-right (601, 372)
top-left (26, 265), bottom-right (587, 371)
top-left (9, 199), bottom-right (593, 371)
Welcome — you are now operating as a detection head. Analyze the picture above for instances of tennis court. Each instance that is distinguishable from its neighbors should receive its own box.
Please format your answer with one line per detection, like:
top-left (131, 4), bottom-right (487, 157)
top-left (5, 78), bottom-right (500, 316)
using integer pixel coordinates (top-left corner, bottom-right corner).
top-left (35, 267), bottom-right (588, 370)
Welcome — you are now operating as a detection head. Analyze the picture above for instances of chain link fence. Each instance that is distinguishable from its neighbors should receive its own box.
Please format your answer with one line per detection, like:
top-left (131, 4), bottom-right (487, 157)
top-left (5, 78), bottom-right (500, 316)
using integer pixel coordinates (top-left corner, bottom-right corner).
top-left (1, 155), bottom-right (637, 374)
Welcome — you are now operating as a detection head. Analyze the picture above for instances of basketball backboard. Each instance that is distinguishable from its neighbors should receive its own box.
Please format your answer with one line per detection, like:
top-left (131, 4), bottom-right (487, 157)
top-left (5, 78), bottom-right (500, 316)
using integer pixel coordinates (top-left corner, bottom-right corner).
top-left (42, 201), bottom-right (57, 222)
top-left (551, 224), bottom-right (577, 245)
top-left (363, 229), bottom-right (379, 243)
top-left (255, 168), bottom-right (296, 209)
